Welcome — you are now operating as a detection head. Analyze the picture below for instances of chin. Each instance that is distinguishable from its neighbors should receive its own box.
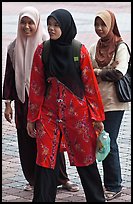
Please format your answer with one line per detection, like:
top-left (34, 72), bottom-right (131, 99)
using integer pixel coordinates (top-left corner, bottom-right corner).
top-left (25, 33), bottom-right (32, 37)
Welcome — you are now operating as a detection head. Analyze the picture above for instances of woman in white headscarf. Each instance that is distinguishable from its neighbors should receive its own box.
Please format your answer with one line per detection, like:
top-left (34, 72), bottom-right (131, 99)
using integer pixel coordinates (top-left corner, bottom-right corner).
top-left (2, 6), bottom-right (46, 190)
top-left (3, 6), bottom-right (79, 193)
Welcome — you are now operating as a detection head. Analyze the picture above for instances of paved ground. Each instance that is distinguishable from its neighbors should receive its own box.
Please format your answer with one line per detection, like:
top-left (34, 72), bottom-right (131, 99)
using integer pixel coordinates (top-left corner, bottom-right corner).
top-left (2, 2), bottom-right (131, 202)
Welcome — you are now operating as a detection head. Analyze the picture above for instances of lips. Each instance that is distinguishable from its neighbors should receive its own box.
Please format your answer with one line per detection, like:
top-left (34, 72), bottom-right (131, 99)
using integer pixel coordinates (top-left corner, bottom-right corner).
top-left (96, 31), bottom-right (104, 37)
top-left (49, 32), bottom-right (55, 36)
top-left (97, 31), bottom-right (103, 35)
top-left (23, 29), bottom-right (31, 34)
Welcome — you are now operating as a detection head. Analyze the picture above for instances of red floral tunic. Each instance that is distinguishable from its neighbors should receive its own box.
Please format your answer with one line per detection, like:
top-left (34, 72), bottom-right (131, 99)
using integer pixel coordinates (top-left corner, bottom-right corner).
top-left (27, 43), bottom-right (105, 169)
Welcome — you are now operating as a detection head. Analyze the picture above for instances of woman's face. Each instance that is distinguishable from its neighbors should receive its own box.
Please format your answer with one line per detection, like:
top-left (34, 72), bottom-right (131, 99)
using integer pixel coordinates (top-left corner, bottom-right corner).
top-left (95, 17), bottom-right (109, 38)
top-left (47, 17), bottom-right (62, 40)
top-left (20, 16), bottom-right (37, 37)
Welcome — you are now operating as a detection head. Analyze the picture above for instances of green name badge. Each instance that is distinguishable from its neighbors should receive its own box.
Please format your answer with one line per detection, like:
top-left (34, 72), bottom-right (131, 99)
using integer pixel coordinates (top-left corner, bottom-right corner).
top-left (74, 56), bottom-right (79, 61)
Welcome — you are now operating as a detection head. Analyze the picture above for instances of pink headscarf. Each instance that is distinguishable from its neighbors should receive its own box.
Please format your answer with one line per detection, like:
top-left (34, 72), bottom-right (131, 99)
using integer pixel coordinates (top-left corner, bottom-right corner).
top-left (14, 6), bottom-right (46, 103)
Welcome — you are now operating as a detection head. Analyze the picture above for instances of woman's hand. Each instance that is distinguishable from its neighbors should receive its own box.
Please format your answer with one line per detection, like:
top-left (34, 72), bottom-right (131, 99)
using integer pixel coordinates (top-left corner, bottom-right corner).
top-left (93, 121), bottom-right (104, 151)
top-left (27, 122), bottom-right (37, 138)
top-left (110, 60), bottom-right (119, 69)
top-left (93, 121), bottom-right (104, 136)
top-left (4, 102), bottom-right (12, 123)
top-left (94, 68), bottom-right (102, 83)
top-left (94, 68), bottom-right (102, 76)
top-left (96, 138), bottom-right (103, 151)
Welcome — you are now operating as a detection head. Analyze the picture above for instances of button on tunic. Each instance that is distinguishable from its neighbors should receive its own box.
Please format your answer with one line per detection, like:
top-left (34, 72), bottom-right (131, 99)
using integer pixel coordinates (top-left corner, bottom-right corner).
top-left (27, 43), bottom-right (105, 169)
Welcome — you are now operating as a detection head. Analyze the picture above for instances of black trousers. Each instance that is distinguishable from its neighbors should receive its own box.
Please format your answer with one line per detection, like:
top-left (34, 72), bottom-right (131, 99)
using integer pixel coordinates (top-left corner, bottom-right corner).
top-left (33, 157), bottom-right (105, 202)
top-left (17, 128), bottom-right (37, 186)
top-left (77, 162), bottom-right (105, 202)
top-left (17, 129), bottom-right (69, 186)
top-left (57, 152), bottom-right (69, 185)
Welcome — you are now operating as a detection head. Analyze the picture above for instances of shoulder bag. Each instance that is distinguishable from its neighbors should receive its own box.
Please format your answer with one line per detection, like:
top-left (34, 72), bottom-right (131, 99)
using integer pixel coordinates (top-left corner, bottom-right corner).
top-left (114, 42), bottom-right (131, 102)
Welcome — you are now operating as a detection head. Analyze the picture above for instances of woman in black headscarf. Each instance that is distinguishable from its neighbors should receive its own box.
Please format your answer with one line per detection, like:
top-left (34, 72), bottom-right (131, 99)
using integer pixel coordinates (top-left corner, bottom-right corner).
top-left (45, 9), bottom-right (85, 99)
top-left (27, 9), bottom-right (105, 202)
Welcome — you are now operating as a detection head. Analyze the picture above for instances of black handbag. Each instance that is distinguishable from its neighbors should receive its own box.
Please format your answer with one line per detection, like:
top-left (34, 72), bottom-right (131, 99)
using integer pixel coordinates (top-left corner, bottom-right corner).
top-left (114, 42), bottom-right (131, 102)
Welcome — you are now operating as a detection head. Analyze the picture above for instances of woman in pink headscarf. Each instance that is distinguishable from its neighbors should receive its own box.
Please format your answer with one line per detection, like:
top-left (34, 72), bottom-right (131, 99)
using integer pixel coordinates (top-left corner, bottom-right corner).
top-left (2, 6), bottom-right (47, 190)
top-left (89, 10), bottom-right (130, 201)
top-left (3, 6), bottom-right (80, 193)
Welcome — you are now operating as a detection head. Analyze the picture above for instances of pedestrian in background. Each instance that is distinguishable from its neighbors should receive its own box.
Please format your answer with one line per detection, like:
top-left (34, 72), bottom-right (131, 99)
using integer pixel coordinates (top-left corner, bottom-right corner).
top-left (27, 8), bottom-right (105, 202)
top-left (2, 6), bottom-right (79, 193)
top-left (89, 10), bottom-right (130, 201)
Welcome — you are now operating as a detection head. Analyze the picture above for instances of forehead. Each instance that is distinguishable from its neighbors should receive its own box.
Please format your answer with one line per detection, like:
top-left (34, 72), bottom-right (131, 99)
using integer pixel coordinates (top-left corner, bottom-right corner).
top-left (95, 17), bottom-right (105, 24)
top-left (48, 16), bottom-right (58, 23)
top-left (20, 16), bottom-right (34, 22)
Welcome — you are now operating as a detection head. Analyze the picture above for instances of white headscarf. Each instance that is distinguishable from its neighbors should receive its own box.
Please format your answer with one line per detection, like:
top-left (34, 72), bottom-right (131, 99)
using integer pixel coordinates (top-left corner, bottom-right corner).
top-left (14, 6), bottom-right (46, 103)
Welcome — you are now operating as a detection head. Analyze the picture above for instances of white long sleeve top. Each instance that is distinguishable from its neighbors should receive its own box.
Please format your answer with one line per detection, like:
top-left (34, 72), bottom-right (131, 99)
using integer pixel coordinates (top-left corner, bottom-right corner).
top-left (89, 42), bottom-right (130, 112)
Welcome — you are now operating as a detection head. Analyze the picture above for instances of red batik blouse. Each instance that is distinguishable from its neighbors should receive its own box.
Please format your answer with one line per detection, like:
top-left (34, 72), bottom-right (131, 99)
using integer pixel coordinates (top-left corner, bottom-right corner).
top-left (27, 43), bottom-right (105, 169)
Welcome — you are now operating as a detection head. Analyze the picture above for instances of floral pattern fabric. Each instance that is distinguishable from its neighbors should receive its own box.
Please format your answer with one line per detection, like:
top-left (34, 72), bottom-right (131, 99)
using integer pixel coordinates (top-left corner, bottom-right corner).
top-left (27, 43), bottom-right (105, 169)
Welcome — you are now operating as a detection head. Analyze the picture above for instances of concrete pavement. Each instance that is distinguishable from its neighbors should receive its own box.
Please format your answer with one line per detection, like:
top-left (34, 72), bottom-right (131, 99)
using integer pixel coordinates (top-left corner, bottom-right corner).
top-left (2, 2), bottom-right (131, 202)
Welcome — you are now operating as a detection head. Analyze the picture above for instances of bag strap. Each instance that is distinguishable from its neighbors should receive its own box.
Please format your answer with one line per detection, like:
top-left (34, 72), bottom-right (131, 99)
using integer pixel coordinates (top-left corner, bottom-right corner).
top-left (42, 40), bottom-right (50, 65)
top-left (72, 39), bottom-right (82, 73)
top-left (114, 41), bottom-right (131, 59)
top-left (114, 41), bottom-right (131, 75)
top-left (42, 39), bottom-right (82, 73)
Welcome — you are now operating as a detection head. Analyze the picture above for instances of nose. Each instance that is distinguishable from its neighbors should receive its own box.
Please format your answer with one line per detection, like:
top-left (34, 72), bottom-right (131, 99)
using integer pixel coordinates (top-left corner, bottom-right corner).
top-left (25, 23), bottom-right (30, 28)
top-left (48, 25), bottom-right (54, 30)
top-left (96, 25), bottom-right (102, 30)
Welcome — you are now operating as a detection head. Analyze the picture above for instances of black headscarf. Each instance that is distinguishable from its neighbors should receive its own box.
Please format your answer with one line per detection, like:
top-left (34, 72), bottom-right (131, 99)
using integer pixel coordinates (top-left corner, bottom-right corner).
top-left (46, 9), bottom-right (84, 99)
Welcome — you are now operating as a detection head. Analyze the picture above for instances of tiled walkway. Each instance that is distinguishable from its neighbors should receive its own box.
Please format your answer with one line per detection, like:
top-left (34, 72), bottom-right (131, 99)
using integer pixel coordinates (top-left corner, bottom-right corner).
top-left (2, 2), bottom-right (131, 202)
